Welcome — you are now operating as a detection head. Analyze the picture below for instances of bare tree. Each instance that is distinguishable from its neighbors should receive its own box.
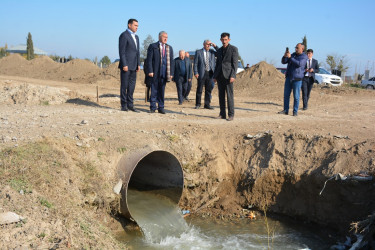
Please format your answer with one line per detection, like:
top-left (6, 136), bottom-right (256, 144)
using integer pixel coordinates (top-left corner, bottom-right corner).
top-left (141, 34), bottom-right (155, 62)
top-left (326, 53), bottom-right (350, 73)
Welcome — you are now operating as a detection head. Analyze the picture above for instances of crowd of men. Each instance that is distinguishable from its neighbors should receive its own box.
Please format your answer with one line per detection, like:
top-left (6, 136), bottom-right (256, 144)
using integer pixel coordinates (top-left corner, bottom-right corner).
top-left (119, 18), bottom-right (318, 121)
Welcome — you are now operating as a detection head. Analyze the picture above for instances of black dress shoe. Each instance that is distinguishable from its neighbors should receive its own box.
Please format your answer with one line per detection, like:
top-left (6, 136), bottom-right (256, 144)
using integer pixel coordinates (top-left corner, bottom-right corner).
top-left (149, 110), bottom-right (155, 113)
top-left (178, 102), bottom-right (183, 105)
top-left (293, 112), bottom-right (298, 116)
top-left (204, 106), bottom-right (214, 110)
top-left (121, 107), bottom-right (128, 111)
top-left (302, 107), bottom-right (307, 110)
top-left (158, 109), bottom-right (166, 114)
top-left (277, 110), bottom-right (288, 115)
top-left (128, 107), bottom-right (140, 113)
top-left (194, 105), bottom-right (200, 109)
top-left (227, 116), bottom-right (234, 121)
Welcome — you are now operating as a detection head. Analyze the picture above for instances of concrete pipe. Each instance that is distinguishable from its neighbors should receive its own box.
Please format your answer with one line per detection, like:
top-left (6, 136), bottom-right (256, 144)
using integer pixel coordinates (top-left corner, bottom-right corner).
top-left (117, 148), bottom-right (184, 220)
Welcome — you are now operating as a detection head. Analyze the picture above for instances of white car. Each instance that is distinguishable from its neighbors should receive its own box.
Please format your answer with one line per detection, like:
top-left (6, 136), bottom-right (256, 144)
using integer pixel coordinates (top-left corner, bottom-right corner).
top-left (315, 68), bottom-right (343, 86)
top-left (361, 77), bottom-right (375, 89)
top-left (237, 60), bottom-right (245, 74)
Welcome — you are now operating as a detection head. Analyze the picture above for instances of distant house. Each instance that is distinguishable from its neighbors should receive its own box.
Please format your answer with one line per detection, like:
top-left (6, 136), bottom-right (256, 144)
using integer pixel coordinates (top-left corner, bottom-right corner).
top-left (6, 44), bottom-right (47, 55)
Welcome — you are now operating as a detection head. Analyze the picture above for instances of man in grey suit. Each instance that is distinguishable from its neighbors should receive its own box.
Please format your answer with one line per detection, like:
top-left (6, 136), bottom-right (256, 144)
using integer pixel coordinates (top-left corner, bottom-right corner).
top-left (213, 33), bottom-right (238, 121)
top-left (118, 18), bottom-right (140, 112)
top-left (194, 40), bottom-right (217, 109)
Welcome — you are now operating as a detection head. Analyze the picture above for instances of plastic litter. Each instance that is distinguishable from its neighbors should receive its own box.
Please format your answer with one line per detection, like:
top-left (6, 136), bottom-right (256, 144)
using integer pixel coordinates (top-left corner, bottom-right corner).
top-left (319, 173), bottom-right (373, 196)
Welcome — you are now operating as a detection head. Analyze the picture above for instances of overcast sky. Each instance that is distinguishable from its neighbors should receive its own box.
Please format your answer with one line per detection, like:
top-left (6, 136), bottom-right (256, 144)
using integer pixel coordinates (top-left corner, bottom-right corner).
top-left (1, 0), bottom-right (374, 75)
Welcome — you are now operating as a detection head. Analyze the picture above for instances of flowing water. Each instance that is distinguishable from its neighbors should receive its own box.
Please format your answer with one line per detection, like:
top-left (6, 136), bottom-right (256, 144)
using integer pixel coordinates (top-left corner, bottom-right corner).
top-left (118, 189), bottom-right (335, 249)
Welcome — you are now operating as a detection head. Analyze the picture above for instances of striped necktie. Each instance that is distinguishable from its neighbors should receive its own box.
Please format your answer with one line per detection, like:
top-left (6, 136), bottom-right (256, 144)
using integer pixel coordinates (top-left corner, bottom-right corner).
top-left (205, 50), bottom-right (209, 71)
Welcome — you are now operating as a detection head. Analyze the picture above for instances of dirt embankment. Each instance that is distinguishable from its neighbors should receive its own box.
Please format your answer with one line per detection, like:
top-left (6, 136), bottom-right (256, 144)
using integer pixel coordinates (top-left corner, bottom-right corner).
top-left (1, 54), bottom-right (375, 248)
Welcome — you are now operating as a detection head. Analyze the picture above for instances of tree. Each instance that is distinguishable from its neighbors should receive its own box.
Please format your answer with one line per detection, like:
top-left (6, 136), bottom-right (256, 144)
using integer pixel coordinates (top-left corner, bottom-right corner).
top-left (326, 53), bottom-right (350, 74)
top-left (326, 55), bottom-right (336, 71)
top-left (26, 32), bottom-right (35, 60)
top-left (0, 48), bottom-right (6, 59)
top-left (302, 35), bottom-right (307, 53)
top-left (238, 54), bottom-right (245, 69)
top-left (100, 56), bottom-right (111, 66)
top-left (141, 34), bottom-right (155, 62)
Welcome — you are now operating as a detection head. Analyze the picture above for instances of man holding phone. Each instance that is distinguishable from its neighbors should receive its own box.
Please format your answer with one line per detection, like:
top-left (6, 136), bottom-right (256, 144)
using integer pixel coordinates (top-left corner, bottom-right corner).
top-left (278, 43), bottom-right (308, 116)
top-left (302, 49), bottom-right (319, 110)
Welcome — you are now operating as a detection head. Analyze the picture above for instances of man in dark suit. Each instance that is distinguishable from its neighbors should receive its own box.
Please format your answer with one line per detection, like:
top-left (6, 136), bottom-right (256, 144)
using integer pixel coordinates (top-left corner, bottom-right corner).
top-left (145, 31), bottom-right (174, 114)
top-left (173, 50), bottom-right (192, 105)
top-left (118, 18), bottom-right (140, 112)
top-left (194, 40), bottom-right (217, 110)
top-left (302, 49), bottom-right (319, 110)
top-left (213, 33), bottom-right (238, 121)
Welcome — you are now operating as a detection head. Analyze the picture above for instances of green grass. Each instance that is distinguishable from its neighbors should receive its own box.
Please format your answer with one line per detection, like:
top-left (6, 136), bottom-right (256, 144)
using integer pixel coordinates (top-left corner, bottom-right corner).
top-left (117, 147), bottom-right (127, 154)
top-left (40, 100), bottom-right (50, 106)
top-left (98, 137), bottom-right (105, 142)
top-left (9, 178), bottom-right (32, 193)
top-left (40, 197), bottom-right (53, 208)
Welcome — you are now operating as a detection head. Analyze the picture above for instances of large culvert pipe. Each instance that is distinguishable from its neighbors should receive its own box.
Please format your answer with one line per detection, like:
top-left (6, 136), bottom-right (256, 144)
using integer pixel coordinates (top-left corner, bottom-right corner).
top-left (117, 149), bottom-right (184, 221)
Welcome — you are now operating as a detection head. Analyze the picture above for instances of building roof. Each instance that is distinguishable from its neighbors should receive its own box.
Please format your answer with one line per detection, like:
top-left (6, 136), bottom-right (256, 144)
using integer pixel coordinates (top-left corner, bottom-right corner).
top-left (6, 44), bottom-right (48, 55)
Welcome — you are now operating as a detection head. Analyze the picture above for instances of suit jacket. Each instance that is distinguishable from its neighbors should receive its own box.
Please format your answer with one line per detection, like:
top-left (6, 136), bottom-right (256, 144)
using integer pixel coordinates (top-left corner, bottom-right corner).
top-left (145, 42), bottom-right (174, 81)
top-left (194, 48), bottom-right (216, 80)
top-left (118, 30), bottom-right (140, 70)
top-left (304, 58), bottom-right (319, 81)
top-left (213, 44), bottom-right (239, 80)
top-left (173, 57), bottom-right (192, 82)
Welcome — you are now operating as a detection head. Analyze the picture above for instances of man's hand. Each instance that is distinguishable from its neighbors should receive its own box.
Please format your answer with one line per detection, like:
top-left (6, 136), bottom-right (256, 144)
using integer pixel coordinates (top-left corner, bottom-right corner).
top-left (136, 66), bottom-right (140, 72)
top-left (188, 79), bottom-right (192, 82)
top-left (194, 74), bottom-right (199, 79)
top-left (230, 77), bottom-right (235, 83)
top-left (123, 66), bottom-right (128, 72)
top-left (148, 73), bottom-right (154, 77)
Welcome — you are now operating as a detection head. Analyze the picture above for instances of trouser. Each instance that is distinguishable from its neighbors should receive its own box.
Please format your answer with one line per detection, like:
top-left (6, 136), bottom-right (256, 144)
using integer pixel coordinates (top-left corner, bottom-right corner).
top-left (302, 76), bottom-right (314, 109)
top-left (175, 76), bottom-right (186, 104)
top-left (150, 77), bottom-right (166, 111)
top-left (183, 79), bottom-right (192, 99)
top-left (196, 71), bottom-right (213, 107)
top-left (120, 70), bottom-right (137, 109)
top-left (283, 77), bottom-right (302, 114)
top-left (217, 73), bottom-right (234, 118)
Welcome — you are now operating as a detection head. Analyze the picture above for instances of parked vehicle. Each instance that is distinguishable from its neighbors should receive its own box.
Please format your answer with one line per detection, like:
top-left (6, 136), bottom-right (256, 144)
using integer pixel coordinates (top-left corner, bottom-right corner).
top-left (315, 68), bottom-right (343, 86)
top-left (276, 67), bottom-right (287, 75)
top-left (237, 60), bottom-right (245, 74)
top-left (361, 77), bottom-right (375, 89)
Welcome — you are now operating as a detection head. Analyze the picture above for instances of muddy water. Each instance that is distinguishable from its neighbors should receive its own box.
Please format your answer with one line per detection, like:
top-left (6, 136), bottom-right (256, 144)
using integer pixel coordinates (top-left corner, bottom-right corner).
top-left (118, 189), bottom-right (335, 249)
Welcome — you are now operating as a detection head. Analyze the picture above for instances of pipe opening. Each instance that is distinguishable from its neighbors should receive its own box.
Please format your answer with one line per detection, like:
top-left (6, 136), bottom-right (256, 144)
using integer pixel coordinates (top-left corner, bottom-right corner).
top-left (118, 150), bottom-right (184, 221)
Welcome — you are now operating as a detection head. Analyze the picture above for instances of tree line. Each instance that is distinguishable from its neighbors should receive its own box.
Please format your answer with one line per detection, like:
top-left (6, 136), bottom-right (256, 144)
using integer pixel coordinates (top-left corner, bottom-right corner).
top-left (1, 33), bottom-right (350, 74)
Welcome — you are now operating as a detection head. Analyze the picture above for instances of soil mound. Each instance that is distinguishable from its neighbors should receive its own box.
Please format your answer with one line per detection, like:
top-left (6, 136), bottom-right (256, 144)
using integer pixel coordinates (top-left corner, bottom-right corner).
top-left (55, 59), bottom-right (101, 83)
top-left (235, 61), bottom-right (285, 93)
top-left (0, 54), bottom-right (29, 75)
top-left (0, 80), bottom-right (73, 105)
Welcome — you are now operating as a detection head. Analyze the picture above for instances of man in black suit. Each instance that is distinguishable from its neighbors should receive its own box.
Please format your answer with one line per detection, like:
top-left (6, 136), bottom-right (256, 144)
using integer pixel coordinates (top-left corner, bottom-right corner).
top-left (302, 49), bottom-right (319, 110)
top-left (213, 33), bottom-right (238, 121)
top-left (118, 18), bottom-right (140, 112)
top-left (173, 50), bottom-right (192, 105)
top-left (145, 31), bottom-right (174, 114)
top-left (194, 39), bottom-right (217, 110)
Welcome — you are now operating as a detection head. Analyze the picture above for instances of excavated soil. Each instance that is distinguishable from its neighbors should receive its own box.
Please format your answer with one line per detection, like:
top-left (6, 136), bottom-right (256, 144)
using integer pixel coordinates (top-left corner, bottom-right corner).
top-left (0, 55), bottom-right (375, 248)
